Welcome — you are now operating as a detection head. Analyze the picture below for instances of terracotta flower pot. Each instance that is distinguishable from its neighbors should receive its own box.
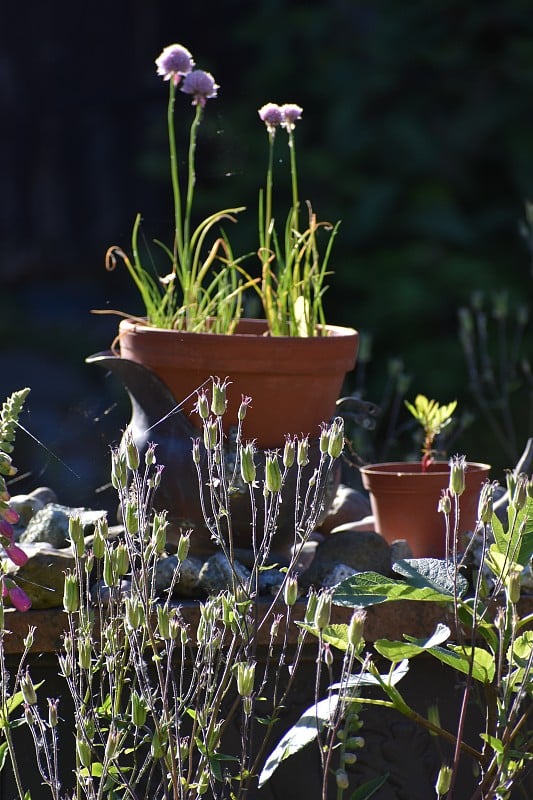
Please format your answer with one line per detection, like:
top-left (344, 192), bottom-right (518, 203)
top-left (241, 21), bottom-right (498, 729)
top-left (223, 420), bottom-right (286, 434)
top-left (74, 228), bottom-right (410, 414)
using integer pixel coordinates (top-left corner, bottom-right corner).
top-left (117, 318), bottom-right (359, 448)
top-left (360, 461), bottom-right (491, 559)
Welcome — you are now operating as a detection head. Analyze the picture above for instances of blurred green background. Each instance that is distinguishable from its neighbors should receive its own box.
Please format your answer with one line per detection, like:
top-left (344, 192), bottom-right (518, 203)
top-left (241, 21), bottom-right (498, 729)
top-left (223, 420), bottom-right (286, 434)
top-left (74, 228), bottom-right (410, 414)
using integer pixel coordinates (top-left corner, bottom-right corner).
top-left (1, 0), bottom-right (531, 507)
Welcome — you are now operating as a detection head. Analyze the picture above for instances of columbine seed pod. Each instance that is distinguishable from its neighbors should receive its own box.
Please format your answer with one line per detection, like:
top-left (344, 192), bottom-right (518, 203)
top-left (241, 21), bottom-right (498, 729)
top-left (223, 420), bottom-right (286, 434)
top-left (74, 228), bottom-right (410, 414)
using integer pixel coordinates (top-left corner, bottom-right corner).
top-left (125, 501), bottom-right (139, 535)
top-left (283, 436), bottom-right (295, 469)
top-left (211, 380), bottom-right (227, 417)
top-left (145, 443), bottom-right (157, 467)
top-left (103, 548), bottom-right (116, 587)
top-left (125, 434), bottom-right (140, 472)
top-left (449, 455), bottom-right (466, 497)
top-left (238, 395), bottom-right (251, 421)
top-left (297, 437), bottom-right (309, 466)
top-left (347, 610), bottom-right (366, 650)
top-left (192, 438), bottom-right (201, 465)
top-left (512, 474), bottom-right (528, 511)
top-left (125, 596), bottom-right (144, 629)
top-left (438, 490), bottom-right (452, 516)
top-left (63, 571), bottom-right (80, 614)
top-left (327, 417), bottom-right (345, 459)
top-left (283, 575), bottom-right (299, 607)
top-left (113, 543), bottom-right (130, 576)
top-left (157, 605), bottom-right (171, 640)
top-left (319, 424), bottom-right (330, 454)
top-left (177, 531), bottom-right (191, 562)
top-left (111, 449), bottom-right (127, 491)
top-left (48, 698), bottom-right (59, 728)
top-left (204, 419), bottom-right (218, 451)
top-left (240, 443), bottom-right (256, 485)
top-left (314, 591), bottom-right (332, 631)
top-left (131, 691), bottom-right (148, 728)
top-left (335, 770), bottom-right (349, 791)
top-left (478, 482), bottom-right (494, 524)
top-left (152, 512), bottom-right (168, 554)
top-left (23, 628), bottom-right (34, 650)
top-left (78, 636), bottom-right (92, 670)
top-left (265, 453), bottom-right (282, 494)
top-left (69, 515), bottom-right (85, 557)
top-left (235, 661), bottom-right (256, 698)
top-left (21, 670), bottom-right (37, 706)
top-left (304, 589), bottom-right (318, 625)
top-left (76, 737), bottom-right (92, 768)
top-left (507, 568), bottom-right (522, 605)
top-left (435, 765), bottom-right (453, 798)
top-left (196, 391), bottom-right (210, 421)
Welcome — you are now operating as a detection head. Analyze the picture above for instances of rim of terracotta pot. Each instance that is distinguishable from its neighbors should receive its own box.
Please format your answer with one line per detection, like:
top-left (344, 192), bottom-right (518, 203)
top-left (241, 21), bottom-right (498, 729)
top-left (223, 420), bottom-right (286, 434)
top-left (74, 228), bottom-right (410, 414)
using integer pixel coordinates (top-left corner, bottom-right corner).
top-left (360, 461), bottom-right (491, 478)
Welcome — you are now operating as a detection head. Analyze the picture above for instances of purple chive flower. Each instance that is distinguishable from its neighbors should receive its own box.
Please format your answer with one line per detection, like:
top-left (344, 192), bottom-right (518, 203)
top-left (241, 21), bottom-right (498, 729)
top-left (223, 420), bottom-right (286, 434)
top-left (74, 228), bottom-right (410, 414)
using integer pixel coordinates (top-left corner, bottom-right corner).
top-left (155, 44), bottom-right (195, 85)
top-left (5, 543), bottom-right (28, 567)
top-left (181, 70), bottom-right (219, 107)
top-left (8, 583), bottom-right (32, 612)
top-left (281, 103), bottom-right (303, 131)
top-left (258, 103), bottom-right (283, 134)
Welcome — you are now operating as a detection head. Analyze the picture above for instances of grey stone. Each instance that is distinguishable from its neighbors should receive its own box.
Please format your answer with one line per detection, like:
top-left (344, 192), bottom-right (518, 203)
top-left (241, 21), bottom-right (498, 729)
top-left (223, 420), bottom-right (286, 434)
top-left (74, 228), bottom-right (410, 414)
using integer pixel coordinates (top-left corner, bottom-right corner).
top-left (318, 484), bottom-right (372, 535)
top-left (8, 493), bottom-right (45, 528)
top-left (90, 579), bottom-right (132, 605)
top-left (20, 503), bottom-right (106, 548)
top-left (13, 542), bottom-right (76, 609)
top-left (302, 529), bottom-right (391, 588)
top-left (319, 562), bottom-right (358, 588)
top-left (258, 567), bottom-right (285, 596)
top-left (390, 540), bottom-right (413, 562)
top-left (198, 552), bottom-right (251, 594)
top-left (155, 555), bottom-right (203, 597)
top-left (28, 486), bottom-right (58, 506)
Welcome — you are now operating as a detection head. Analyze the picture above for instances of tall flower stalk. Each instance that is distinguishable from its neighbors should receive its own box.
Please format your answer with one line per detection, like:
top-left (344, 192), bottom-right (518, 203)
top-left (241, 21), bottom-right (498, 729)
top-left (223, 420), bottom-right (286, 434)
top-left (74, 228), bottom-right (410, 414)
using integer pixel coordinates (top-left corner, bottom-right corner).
top-left (258, 103), bottom-right (339, 337)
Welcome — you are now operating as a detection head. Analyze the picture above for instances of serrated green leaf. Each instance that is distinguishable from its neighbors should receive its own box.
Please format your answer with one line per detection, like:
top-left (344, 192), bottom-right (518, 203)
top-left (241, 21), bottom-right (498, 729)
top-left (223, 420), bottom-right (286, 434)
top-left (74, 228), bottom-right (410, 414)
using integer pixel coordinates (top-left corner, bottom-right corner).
top-left (393, 559), bottom-right (468, 597)
top-left (258, 695), bottom-right (338, 787)
top-left (333, 571), bottom-right (453, 608)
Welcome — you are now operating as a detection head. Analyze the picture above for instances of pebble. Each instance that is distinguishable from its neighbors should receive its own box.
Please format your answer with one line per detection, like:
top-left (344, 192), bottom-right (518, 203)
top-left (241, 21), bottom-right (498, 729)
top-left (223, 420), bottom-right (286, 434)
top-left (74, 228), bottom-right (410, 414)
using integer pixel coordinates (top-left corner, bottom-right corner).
top-left (301, 529), bottom-right (391, 588)
top-left (198, 551), bottom-right (251, 594)
top-left (13, 542), bottom-right (76, 609)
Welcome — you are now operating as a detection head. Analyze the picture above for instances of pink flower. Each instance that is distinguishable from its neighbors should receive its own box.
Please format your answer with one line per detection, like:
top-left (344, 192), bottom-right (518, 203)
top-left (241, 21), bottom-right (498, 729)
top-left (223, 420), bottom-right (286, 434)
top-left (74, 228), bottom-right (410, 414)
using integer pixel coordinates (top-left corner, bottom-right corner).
top-left (281, 103), bottom-right (303, 131)
top-left (258, 103), bottom-right (283, 134)
top-left (0, 518), bottom-right (13, 540)
top-left (155, 44), bottom-right (194, 85)
top-left (8, 584), bottom-right (31, 612)
top-left (2, 507), bottom-right (19, 525)
top-left (5, 543), bottom-right (28, 567)
top-left (181, 70), bottom-right (219, 107)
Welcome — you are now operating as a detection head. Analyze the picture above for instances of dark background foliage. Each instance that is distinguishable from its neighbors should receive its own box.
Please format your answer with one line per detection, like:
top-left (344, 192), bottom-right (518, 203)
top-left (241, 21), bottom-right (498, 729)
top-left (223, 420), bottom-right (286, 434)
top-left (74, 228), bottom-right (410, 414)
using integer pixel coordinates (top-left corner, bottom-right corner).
top-left (1, 0), bottom-right (532, 508)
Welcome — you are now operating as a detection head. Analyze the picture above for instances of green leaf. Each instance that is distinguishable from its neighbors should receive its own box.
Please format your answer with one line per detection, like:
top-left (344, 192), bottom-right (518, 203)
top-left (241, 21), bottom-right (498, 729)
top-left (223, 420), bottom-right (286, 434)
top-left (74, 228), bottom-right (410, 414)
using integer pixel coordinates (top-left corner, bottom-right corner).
top-left (350, 773), bottom-right (390, 799)
top-left (393, 558), bottom-right (468, 597)
top-left (330, 660), bottom-right (410, 691)
top-left (432, 644), bottom-right (495, 683)
top-left (0, 741), bottom-right (8, 773)
top-left (375, 624), bottom-right (451, 662)
top-left (333, 571), bottom-right (454, 608)
top-left (258, 695), bottom-right (338, 787)
top-left (297, 622), bottom-right (353, 651)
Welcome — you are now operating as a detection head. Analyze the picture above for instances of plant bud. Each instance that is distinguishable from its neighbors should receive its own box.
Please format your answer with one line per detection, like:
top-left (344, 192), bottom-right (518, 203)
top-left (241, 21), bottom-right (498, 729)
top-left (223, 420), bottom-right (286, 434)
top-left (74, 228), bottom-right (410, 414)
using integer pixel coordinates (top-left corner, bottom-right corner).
top-left (69, 515), bottom-right (85, 557)
top-left (265, 453), bottom-right (282, 494)
top-left (192, 438), bottom-right (201, 465)
top-left (197, 769), bottom-right (209, 795)
top-left (297, 437), bottom-right (309, 466)
top-left (335, 769), bottom-right (349, 790)
top-left (150, 730), bottom-right (164, 759)
top-left (235, 661), bottom-right (256, 698)
top-left (103, 548), bottom-right (116, 587)
top-left (283, 436), bottom-right (295, 469)
top-left (125, 596), bottom-right (144, 629)
top-left (319, 424), bottom-right (330, 454)
top-left (105, 729), bottom-right (120, 761)
top-left (343, 752), bottom-right (357, 765)
top-left (327, 417), bottom-right (345, 459)
top-left (23, 627), bottom-right (34, 650)
top-left (435, 765), bottom-right (453, 797)
top-left (211, 379), bottom-right (227, 417)
top-left (63, 571), bottom-right (80, 614)
top-left (322, 643), bottom-right (334, 667)
top-left (283, 575), bottom-right (299, 607)
top-left (511, 474), bottom-right (528, 511)
top-left (24, 705), bottom-right (35, 726)
top-left (314, 591), bottom-right (332, 631)
top-left (240, 442), bottom-right (256, 485)
top-left (347, 610), bottom-right (366, 650)
top-left (177, 531), bottom-right (191, 562)
top-left (145, 443), bottom-right (156, 467)
top-left (152, 512), bottom-right (168, 554)
top-left (449, 455), bottom-right (466, 497)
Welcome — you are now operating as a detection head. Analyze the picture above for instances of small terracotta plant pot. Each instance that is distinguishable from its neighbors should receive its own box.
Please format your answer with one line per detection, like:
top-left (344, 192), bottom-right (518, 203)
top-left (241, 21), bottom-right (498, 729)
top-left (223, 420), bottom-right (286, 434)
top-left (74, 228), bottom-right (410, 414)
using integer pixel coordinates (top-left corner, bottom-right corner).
top-left (117, 318), bottom-right (359, 448)
top-left (360, 461), bottom-right (491, 558)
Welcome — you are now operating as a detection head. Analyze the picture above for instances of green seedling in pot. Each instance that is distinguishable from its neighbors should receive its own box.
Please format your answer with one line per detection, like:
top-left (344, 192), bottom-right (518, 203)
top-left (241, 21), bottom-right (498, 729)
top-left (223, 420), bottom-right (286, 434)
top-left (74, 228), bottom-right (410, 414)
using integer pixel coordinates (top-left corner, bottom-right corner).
top-left (404, 394), bottom-right (457, 472)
